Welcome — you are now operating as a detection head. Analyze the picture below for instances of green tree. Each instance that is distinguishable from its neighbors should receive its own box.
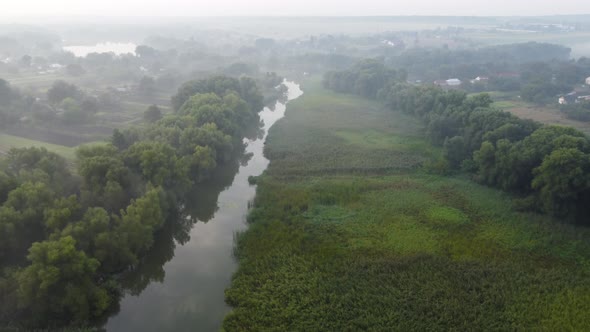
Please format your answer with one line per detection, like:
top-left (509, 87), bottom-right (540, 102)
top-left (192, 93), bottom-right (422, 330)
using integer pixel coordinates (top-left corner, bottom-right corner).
top-left (443, 136), bottom-right (466, 169)
top-left (47, 80), bottom-right (81, 105)
top-left (532, 148), bottom-right (590, 221)
top-left (16, 236), bottom-right (111, 325)
top-left (144, 104), bottom-right (162, 123)
top-left (138, 76), bottom-right (156, 96)
top-left (124, 141), bottom-right (188, 189)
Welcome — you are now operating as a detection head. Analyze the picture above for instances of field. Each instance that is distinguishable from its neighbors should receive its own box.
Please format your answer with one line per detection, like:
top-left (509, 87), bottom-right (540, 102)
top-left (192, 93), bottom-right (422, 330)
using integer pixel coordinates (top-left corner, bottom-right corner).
top-left (0, 70), bottom-right (174, 153)
top-left (487, 92), bottom-right (590, 135)
top-left (0, 132), bottom-right (104, 161)
top-left (224, 80), bottom-right (590, 330)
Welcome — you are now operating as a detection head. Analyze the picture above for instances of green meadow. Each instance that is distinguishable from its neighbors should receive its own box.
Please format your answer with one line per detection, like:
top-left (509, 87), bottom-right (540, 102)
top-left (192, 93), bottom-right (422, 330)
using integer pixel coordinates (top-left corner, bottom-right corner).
top-left (0, 132), bottom-right (105, 161)
top-left (224, 80), bottom-right (590, 331)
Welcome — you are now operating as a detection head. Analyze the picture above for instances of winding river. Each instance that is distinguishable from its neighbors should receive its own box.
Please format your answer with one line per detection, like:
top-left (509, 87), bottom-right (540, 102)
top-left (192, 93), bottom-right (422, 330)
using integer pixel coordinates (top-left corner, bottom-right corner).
top-left (105, 81), bottom-right (303, 331)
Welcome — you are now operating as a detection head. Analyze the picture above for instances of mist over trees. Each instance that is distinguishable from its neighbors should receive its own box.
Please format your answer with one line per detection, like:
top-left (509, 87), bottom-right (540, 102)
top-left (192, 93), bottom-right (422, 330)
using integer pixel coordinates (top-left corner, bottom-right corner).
top-left (0, 76), bottom-right (265, 328)
top-left (325, 61), bottom-right (590, 224)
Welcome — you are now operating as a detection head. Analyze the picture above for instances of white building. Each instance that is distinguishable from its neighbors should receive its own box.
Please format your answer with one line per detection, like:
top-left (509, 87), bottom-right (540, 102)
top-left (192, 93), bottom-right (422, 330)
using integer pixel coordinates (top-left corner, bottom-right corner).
top-left (446, 78), bottom-right (462, 86)
top-left (586, 77), bottom-right (590, 85)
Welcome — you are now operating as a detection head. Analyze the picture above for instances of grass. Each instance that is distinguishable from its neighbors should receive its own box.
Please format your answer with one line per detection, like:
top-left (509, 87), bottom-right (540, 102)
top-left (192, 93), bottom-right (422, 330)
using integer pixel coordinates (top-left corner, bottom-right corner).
top-left (0, 132), bottom-right (105, 161)
top-left (489, 93), bottom-right (590, 135)
top-left (263, 80), bottom-right (438, 175)
top-left (223, 79), bottom-right (590, 331)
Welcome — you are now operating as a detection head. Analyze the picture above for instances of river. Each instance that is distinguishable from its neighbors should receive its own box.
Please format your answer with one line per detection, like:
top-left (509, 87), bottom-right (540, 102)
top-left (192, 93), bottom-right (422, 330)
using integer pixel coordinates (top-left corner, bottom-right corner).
top-left (63, 42), bottom-right (137, 57)
top-left (104, 80), bottom-right (303, 331)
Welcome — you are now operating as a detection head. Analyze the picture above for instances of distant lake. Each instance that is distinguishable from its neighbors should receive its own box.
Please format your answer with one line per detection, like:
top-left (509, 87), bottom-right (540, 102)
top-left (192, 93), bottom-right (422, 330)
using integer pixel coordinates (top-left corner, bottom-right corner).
top-left (63, 42), bottom-right (137, 57)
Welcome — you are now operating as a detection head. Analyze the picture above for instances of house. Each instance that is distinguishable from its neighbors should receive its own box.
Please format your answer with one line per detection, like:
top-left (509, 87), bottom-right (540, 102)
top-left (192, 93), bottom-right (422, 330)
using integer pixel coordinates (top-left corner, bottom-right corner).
top-left (446, 78), bottom-right (462, 86)
top-left (434, 80), bottom-right (448, 86)
top-left (586, 77), bottom-right (590, 85)
top-left (470, 76), bottom-right (489, 84)
top-left (559, 91), bottom-right (578, 105)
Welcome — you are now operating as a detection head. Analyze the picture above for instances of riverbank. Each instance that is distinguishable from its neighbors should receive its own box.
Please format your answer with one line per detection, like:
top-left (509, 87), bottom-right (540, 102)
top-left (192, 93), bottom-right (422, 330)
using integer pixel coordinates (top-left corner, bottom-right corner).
top-left (223, 79), bottom-right (590, 330)
top-left (105, 81), bottom-right (302, 331)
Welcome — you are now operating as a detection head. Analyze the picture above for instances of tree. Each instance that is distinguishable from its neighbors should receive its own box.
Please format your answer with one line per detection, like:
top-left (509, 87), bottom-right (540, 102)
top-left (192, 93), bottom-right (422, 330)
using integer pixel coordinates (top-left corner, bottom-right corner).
top-left (171, 76), bottom-right (263, 113)
top-left (20, 55), bottom-right (32, 67)
top-left (138, 76), bottom-right (156, 96)
top-left (114, 187), bottom-right (168, 259)
top-left (80, 96), bottom-right (99, 114)
top-left (532, 148), bottom-right (590, 221)
top-left (47, 80), bottom-right (82, 105)
top-left (44, 195), bottom-right (83, 233)
top-left (135, 45), bottom-right (158, 58)
top-left (77, 145), bottom-right (133, 212)
top-left (65, 64), bottom-right (86, 76)
top-left (0, 171), bottom-right (17, 203)
top-left (443, 136), bottom-right (466, 169)
top-left (144, 105), bottom-right (162, 123)
top-left (61, 98), bottom-right (89, 125)
top-left (1, 182), bottom-right (55, 256)
top-left (124, 141), bottom-right (188, 189)
top-left (16, 236), bottom-right (111, 324)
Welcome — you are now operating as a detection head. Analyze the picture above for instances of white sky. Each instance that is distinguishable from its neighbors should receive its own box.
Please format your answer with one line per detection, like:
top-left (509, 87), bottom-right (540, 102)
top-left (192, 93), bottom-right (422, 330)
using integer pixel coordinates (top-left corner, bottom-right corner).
top-left (0, 0), bottom-right (589, 17)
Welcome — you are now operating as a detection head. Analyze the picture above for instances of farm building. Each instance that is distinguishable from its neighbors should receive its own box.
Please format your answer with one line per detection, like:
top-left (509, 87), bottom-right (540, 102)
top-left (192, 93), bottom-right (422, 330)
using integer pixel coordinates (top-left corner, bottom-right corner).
top-left (446, 78), bottom-right (462, 86)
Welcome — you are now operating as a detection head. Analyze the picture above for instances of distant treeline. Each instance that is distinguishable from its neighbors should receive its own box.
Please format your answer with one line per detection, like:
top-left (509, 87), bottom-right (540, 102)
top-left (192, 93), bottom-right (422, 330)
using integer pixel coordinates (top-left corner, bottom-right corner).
top-left (383, 42), bottom-right (590, 107)
top-left (323, 59), bottom-right (407, 98)
top-left (0, 76), bottom-right (265, 328)
top-left (390, 42), bottom-right (573, 82)
top-left (324, 62), bottom-right (590, 225)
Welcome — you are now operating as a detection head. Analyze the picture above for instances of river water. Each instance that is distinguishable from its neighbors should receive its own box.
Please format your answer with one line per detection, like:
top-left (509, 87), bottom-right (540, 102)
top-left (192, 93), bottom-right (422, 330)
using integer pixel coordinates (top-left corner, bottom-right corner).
top-left (63, 42), bottom-right (137, 57)
top-left (105, 81), bottom-right (303, 331)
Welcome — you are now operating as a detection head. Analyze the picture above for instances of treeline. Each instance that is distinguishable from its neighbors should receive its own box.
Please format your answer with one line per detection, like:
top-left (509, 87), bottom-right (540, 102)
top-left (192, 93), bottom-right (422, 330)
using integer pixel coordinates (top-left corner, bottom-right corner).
top-left (386, 42), bottom-right (590, 106)
top-left (518, 59), bottom-right (590, 104)
top-left (560, 100), bottom-right (590, 122)
top-left (0, 78), bottom-right (111, 127)
top-left (389, 42), bottom-right (573, 83)
top-left (323, 59), bottom-right (407, 98)
top-left (325, 64), bottom-right (590, 225)
top-left (0, 76), bottom-right (264, 328)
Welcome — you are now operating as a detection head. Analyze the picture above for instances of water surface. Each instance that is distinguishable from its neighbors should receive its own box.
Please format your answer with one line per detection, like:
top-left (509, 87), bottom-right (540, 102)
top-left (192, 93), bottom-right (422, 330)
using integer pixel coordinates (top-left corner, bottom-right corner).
top-left (63, 42), bottom-right (137, 57)
top-left (105, 81), bottom-right (303, 332)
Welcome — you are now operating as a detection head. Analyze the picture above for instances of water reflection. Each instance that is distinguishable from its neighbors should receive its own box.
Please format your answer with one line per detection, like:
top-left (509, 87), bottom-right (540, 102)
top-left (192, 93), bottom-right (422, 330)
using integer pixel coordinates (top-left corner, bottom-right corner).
top-left (105, 81), bottom-right (303, 332)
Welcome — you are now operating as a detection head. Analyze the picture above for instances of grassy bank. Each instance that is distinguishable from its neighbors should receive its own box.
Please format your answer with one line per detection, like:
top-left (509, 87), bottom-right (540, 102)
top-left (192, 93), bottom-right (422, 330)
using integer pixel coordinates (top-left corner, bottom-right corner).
top-left (223, 80), bottom-right (590, 330)
top-left (482, 91), bottom-right (590, 136)
top-left (0, 132), bottom-right (105, 161)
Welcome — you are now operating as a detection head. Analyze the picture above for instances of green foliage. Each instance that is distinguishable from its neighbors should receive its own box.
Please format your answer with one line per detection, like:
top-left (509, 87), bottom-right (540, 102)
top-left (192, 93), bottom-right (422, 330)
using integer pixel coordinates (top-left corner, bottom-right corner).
top-left (561, 101), bottom-right (590, 122)
top-left (16, 236), bottom-right (110, 326)
top-left (323, 59), bottom-right (405, 98)
top-left (47, 80), bottom-right (82, 105)
top-left (225, 82), bottom-right (590, 330)
top-left (264, 81), bottom-right (435, 176)
top-left (532, 148), bottom-right (590, 221)
top-left (143, 104), bottom-right (162, 123)
top-left (376, 75), bottom-right (589, 222)
top-left (138, 76), bottom-right (156, 96)
top-left (0, 75), bottom-right (266, 328)
top-left (171, 75), bottom-right (263, 113)
top-left (443, 136), bottom-right (466, 169)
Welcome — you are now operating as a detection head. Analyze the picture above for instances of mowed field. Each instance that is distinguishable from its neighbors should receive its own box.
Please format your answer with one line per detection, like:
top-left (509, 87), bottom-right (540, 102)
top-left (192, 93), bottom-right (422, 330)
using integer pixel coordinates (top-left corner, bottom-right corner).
top-left (224, 80), bottom-right (590, 330)
top-left (488, 92), bottom-right (590, 136)
top-left (0, 132), bottom-right (105, 161)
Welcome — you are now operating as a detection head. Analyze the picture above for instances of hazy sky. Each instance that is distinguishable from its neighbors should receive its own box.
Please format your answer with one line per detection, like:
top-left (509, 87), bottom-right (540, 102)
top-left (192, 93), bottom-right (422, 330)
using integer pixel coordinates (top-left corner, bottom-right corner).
top-left (1, 0), bottom-right (589, 17)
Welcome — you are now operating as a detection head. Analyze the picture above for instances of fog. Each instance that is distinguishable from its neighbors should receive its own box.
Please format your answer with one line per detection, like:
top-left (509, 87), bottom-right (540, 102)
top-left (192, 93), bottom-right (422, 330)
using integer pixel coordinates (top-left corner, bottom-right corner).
top-left (1, 0), bottom-right (589, 18)
top-left (2, 0), bottom-right (590, 330)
